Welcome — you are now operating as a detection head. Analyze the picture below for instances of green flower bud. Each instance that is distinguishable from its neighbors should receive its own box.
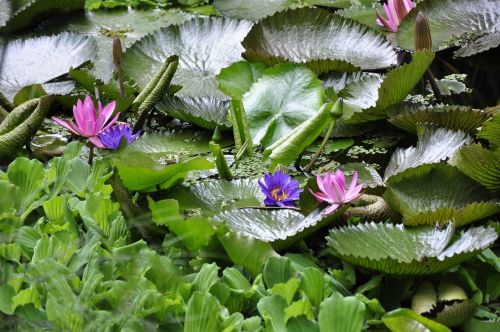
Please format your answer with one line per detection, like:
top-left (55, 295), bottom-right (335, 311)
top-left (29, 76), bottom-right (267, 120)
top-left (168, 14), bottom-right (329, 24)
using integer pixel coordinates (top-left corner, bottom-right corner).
top-left (414, 12), bottom-right (432, 51)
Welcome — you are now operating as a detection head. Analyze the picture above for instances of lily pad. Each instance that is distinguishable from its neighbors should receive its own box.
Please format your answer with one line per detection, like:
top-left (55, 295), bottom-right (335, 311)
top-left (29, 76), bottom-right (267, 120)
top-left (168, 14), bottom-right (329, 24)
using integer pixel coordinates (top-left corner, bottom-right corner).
top-left (384, 163), bottom-right (500, 227)
top-left (384, 127), bottom-right (471, 181)
top-left (216, 61), bottom-right (267, 100)
top-left (112, 131), bottom-right (215, 191)
top-left (388, 105), bottom-right (490, 134)
top-left (0, 0), bottom-right (85, 33)
top-left (449, 144), bottom-right (500, 195)
top-left (454, 31), bottom-right (500, 58)
top-left (0, 33), bottom-right (97, 102)
top-left (327, 222), bottom-right (498, 275)
top-left (213, 0), bottom-right (300, 21)
top-left (215, 206), bottom-right (345, 250)
top-left (122, 16), bottom-right (253, 98)
top-left (243, 63), bottom-right (324, 147)
top-left (156, 96), bottom-right (231, 130)
top-left (242, 7), bottom-right (397, 73)
top-left (478, 113), bottom-right (500, 148)
top-left (397, 0), bottom-right (500, 51)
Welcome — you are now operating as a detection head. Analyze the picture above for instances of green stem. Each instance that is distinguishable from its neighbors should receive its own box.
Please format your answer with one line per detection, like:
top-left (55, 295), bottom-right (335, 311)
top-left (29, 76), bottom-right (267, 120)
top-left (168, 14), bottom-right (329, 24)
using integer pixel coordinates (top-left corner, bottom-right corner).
top-left (88, 144), bottom-right (94, 166)
top-left (425, 68), bottom-right (442, 101)
top-left (304, 119), bottom-right (335, 172)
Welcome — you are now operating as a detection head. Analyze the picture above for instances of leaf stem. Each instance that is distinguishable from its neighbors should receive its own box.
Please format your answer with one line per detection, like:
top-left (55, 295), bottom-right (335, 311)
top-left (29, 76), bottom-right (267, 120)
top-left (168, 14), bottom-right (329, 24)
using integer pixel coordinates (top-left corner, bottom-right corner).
top-left (304, 118), bottom-right (335, 172)
top-left (425, 69), bottom-right (443, 101)
top-left (88, 144), bottom-right (94, 166)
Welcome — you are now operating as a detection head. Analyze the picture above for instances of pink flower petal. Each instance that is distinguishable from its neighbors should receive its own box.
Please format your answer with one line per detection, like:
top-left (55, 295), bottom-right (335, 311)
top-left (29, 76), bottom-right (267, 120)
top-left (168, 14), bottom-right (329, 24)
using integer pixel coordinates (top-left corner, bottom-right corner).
top-left (89, 136), bottom-right (105, 148)
top-left (83, 95), bottom-right (96, 123)
top-left (323, 173), bottom-right (340, 202)
top-left (308, 188), bottom-right (333, 204)
top-left (345, 184), bottom-right (363, 202)
top-left (388, 0), bottom-right (400, 26)
top-left (52, 117), bottom-right (81, 136)
top-left (101, 112), bottom-right (120, 132)
top-left (348, 171), bottom-right (359, 192)
top-left (404, 0), bottom-right (414, 12)
top-left (321, 203), bottom-right (340, 216)
top-left (94, 100), bottom-right (117, 132)
top-left (316, 174), bottom-right (328, 196)
top-left (73, 99), bottom-right (86, 131)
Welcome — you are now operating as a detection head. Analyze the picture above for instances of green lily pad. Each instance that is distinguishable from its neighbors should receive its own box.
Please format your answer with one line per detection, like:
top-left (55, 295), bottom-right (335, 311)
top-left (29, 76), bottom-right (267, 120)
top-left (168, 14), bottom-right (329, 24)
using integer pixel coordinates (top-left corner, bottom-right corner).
top-left (243, 63), bottom-right (324, 147)
top-left (122, 16), bottom-right (253, 98)
top-left (112, 131), bottom-right (215, 191)
top-left (397, 0), bottom-right (500, 51)
top-left (388, 105), bottom-right (491, 134)
top-left (384, 127), bottom-right (471, 181)
top-left (327, 222), bottom-right (498, 276)
top-left (213, 0), bottom-right (300, 21)
top-left (449, 144), bottom-right (500, 195)
top-left (242, 7), bottom-right (397, 73)
top-left (0, 33), bottom-right (97, 102)
top-left (216, 61), bottom-right (267, 100)
top-left (215, 206), bottom-right (345, 250)
top-left (34, 8), bottom-right (192, 83)
top-left (454, 31), bottom-right (500, 58)
top-left (340, 50), bottom-right (435, 122)
top-left (478, 113), bottom-right (500, 148)
top-left (169, 179), bottom-right (264, 216)
top-left (384, 164), bottom-right (500, 227)
top-left (156, 96), bottom-right (231, 130)
top-left (0, 0), bottom-right (85, 33)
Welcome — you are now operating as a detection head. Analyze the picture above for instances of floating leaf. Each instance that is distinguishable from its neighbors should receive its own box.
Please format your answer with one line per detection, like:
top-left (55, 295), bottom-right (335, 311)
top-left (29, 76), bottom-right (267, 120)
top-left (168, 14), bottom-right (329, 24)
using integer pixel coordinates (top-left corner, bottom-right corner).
top-left (112, 132), bottom-right (215, 191)
top-left (216, 61), bottom-right (267, 99)
top-left (0, 33), bottom-right (96, 102)
top-left (397, 0), bottom-right (500, 51)
top-left (449, 144), bottom-right (500, 194)
top-left (454, 31), bottom-right (500, 58)
top-left (478, 113), bottom-right (500, 148)
top-left (388, 105), bottom-right (490, 134)
top-left (213, 0), bottom-right (300, 21)
top-left (0, 0), bottom-right (85, 33)
top-left (123, 16), bottom-right (253, 98)
top-left (341, 50), bottom-right (434, 122)
top-left (243, 8), bottom-right (397, 73)
top-left (384, 127), bottom-right (471, 181)
top-left (243, 63), bottom-right (324, 147)
top-left (384, 164), bottom-right (500, 226)
top-left (156, 96), bottom-right (231, 130)
top-left (215, 206), bottom-right (345, 250)
top-left (327, 222), bottom-right (498, 275)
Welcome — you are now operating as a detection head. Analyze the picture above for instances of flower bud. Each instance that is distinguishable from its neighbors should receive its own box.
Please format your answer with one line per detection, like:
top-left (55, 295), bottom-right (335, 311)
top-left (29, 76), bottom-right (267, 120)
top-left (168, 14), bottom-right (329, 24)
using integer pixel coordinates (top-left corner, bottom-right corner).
top-left (329, 98), bottom-right (343, 119)
top-left (414, 12), bottom-right (432, 51)
top-left (113, 37), bottom-right (122, 67)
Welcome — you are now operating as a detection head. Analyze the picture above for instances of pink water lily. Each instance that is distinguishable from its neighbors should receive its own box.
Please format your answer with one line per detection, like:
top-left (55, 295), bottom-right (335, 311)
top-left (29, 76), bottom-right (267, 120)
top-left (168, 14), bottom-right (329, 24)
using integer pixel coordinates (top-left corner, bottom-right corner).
top-left (376, 0), bottom-right (414, 32)
top-left (52, 95), bottom-right (119, 148)
top-left (309, 170), bottom-right (363, 216)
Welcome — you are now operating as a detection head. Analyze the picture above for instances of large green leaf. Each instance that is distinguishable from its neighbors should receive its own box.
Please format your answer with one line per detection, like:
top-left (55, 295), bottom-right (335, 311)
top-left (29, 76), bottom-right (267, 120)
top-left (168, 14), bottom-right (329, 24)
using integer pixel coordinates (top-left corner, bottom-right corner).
top-left (243, 63), bottom-right (324, 147)
top-left (384, 127), bottom-right (471, 181)
top-left (216, 61), bottom-right (267, 99)
top-left (0, 33), bottom-right (96, 102)
top-left (263, 102), bottom-right (333, 170)
top-left (318, 293), bottom-right (366, 332)
top-left (450, 144), bottom-right (500, 194)
top-left (36, 8), bottom-right (192, 83)
top-left (0, 0), bottom-right (84, 33)
top-left (184, 291), bottom-right (220, 332)
top-left (156, 96), bottom-right (231, 130)
top-left (384, 164), bottom-right (500, 227)
top-left (242, 7), bottom-right (397, 73)
top-left (397, 0), bottom-right (500, 51)
top-left (112, 132), bottom-right (215, 191)
top-left (122, 16), bottom-right (253, 98)
top-left (340, 50), bottom-right (435, 122)
top-left (478, 113), bottom-right (500, 148)
top-left (169, 179), bottom-right (264, 216)
top-left (215, 206), bottom-right (345, 250)
top-left (327, 222), bottom-right (498, 275)
top-left (213, 0), bottom-right (300, 21)
top-left (388, 105), bottom-right (491, 134)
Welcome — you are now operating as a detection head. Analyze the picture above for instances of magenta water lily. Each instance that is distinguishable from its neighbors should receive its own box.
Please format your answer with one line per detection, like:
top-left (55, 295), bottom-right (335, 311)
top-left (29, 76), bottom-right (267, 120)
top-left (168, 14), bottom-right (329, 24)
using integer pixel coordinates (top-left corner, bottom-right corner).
top-left (52, 95), bottom-right (119, 148)
top-left (258, 171), bottom-right (303, 207)
top-left (376, 0), bottom-right (414, 32)
top-left (309, 170), bottom-right (363, 216)
top-left (99, 123), bottom-right (140, 150)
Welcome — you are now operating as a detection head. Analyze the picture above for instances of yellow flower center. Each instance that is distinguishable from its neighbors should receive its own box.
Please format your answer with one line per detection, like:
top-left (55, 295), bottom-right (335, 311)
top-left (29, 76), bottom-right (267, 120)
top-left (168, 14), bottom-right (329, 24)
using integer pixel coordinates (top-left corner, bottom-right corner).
top-left (271, 188), bottom-right (288, 202)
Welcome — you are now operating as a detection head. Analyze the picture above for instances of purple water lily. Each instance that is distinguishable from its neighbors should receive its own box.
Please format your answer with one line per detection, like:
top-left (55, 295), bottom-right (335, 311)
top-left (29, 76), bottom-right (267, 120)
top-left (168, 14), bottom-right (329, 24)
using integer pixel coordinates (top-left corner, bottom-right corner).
top-left (258, 171), bottom-right (303, 207)
top-left (98, 123), bottom-right (140, 150)
top-left (309, 170), bottom-right (363, 216)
